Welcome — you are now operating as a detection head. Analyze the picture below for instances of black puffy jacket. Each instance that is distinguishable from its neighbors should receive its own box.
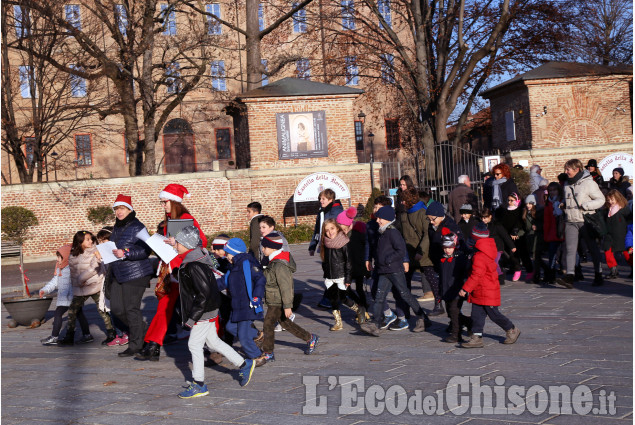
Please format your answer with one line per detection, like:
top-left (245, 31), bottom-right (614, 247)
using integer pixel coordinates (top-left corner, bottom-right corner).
top-left (322, 243), bottom-right (352, 283)
top-left (110, 212), bottom-right (154, 283)
top-left (178, 248), bottom-right (221, 326)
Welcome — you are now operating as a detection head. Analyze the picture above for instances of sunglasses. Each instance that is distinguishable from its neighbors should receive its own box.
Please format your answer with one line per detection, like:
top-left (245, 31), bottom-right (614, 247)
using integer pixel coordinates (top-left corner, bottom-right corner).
top-left (160, 200), bottom-right (169, 205)
top-left (494, 172), bottom-right (502, 176)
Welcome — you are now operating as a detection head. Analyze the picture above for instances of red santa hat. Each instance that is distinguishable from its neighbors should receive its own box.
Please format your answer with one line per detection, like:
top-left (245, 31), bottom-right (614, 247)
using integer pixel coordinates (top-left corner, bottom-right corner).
top-left (159, 184), bottom-right (190, 203)
top-left (112, 194), bottom-right (133, 211)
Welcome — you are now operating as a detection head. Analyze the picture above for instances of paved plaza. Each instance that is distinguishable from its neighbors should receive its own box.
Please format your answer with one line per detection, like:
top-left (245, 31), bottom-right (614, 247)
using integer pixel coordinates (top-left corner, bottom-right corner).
top-left (1, 243), bottom-right (633, 424)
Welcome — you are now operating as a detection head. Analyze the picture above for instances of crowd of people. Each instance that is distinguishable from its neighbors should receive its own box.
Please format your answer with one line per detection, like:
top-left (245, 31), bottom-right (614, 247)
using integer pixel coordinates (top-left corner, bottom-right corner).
top-left (36, 159), bottom-right (632, 398)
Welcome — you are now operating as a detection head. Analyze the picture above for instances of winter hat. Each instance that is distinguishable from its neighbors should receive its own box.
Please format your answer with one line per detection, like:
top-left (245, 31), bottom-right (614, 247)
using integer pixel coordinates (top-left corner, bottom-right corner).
top-left (175, 225), bottom-right (201, 250)
top-left (525, 194), bottom-right (536, 205)
top-left (441, 228), bottom-right (458, 248)
top-left (55, 244), bottom-right (72, 275)
top-left (261, 232), bottom-right (284, 250)
top-left (159, 183), bottom-right (190, 203)
top-left (375, 206), bottom-right (395, 222)
top-left (336, 207), bottom-right (357, 227)
top-left (112, 194), bottom-right (133, 211)
top-left (471, 222), bottom-right (490, 239)
top-left (426, 201), bottom-right (445, 218)
top-left (585, 159), bottom-right (598, 169)
top-left (613, 167), bottom-right (625, 177)
top-left (211, 234), bottom-right (230, 251)
top-left (225, 238), bottom-right (247, 256)
top-left (459, 204), bottom-right (473, 214)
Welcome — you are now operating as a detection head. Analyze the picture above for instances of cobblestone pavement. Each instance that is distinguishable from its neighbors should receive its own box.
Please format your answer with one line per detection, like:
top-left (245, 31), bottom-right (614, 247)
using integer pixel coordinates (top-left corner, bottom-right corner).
top-left (1, 243), bottom-right (632, 424)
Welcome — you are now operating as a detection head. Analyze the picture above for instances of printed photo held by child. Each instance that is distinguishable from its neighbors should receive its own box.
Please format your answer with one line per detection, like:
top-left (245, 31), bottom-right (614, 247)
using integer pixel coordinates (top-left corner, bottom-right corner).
top-left (173, 226), bottom-right (255, 398)
top-left (260, 232), bottom-right (319, 363)
top-left (39, 244), bottom-right (90, 346)
top-left (459, 236), bottom-right (520, 348)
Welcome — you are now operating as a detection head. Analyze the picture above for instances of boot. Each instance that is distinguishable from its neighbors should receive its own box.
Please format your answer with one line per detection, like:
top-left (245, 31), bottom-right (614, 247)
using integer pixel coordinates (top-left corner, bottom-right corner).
top-left (556, 274), bottom-right (574, 289)
top-left (135, 341), bottom-right (160, 361)
top-left (545, 268), bottom-right (556, 284)
top-left (356, 306), bottom-right (367, 324)
top-left (592, 272), bottom-right (604, 286)
top-left (461, 334), bottom-right (484, 348)
top-left (101, 329), bottom-right (117, 346)
top-left (330, 310), bottom-right (343, 331)
top-left (412, 315), bottom-right (428, 332)
top-left (349, 303), bottom-right (364, 324)
top-left (503, 327), bottom-right (521, 344)
top-left (498, 274), bottom-right (506, 286)
top-left (574, 266), bottom-right (584, 282)
top-left (605, 267), bottom-right (619, 279)
top-left (57, 333), bottom-right (75, 346)
top-left (428, 301), bottom-right (444, 317)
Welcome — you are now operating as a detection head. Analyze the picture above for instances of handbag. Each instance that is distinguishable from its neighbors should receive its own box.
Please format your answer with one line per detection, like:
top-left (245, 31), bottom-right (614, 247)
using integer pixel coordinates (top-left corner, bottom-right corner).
top-left (570, 187), bottom-right (607, 237)
top-left (155, 262), bottom-right (172, 300)
top-left (555, 214), bottom-right (566, 239)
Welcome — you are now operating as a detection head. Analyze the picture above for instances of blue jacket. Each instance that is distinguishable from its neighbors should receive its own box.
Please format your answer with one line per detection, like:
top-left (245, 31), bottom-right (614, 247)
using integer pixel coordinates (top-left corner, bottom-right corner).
top-left (375, 225), bottom-right (407, 274)
top-left (225, 253), bottom-right (266, 322)
top-left (439, 251), bottom-right (469, 302)
top-left (110, 214), bottom-right (154, 283)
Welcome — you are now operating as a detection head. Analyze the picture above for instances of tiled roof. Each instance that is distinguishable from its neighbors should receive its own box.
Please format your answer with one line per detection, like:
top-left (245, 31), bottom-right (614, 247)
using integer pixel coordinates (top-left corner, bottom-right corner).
top-left (238, 77), bottom-right (364, 99)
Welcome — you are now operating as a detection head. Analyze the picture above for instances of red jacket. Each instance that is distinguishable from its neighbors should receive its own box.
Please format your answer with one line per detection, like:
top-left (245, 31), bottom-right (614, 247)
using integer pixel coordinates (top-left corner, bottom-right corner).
top-left (166, 213), bottom-right (208, 269)
top-left (543, 201), bottom-right (564, 242)
top-left (462, 238), bottom-right (501, 306)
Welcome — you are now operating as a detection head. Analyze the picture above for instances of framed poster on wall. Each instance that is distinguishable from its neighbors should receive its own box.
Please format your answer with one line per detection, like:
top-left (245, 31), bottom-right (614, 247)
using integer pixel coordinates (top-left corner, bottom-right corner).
top-left (277, 110), bottom-right (328, 159)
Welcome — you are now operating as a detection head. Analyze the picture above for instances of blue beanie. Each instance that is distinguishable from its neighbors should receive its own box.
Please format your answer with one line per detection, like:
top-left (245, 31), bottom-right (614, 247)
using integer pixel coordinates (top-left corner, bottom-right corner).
top-left (225, 238), bottom-right (247, 255)
top-left (375, 206), bottom-right (395, 221)
top-left (426, 201), bottom-right (445, 218)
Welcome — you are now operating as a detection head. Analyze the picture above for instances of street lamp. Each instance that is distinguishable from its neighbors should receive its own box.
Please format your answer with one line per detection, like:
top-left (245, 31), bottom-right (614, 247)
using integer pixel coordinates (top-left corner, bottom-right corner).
top-left (368, 132), bottom-right (375, 190)
top-left (50, 151), bottom-right (58, 181)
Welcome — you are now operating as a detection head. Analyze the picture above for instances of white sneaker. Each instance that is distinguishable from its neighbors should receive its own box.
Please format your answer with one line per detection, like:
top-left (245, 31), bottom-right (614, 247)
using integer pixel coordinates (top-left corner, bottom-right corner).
top-left (274, 323), bottom-right (283, 332)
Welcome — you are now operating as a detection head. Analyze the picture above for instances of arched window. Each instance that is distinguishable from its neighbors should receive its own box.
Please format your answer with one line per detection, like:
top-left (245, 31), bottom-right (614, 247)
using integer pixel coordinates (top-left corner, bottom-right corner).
top-left (163, 118), bottom-right (196, 173)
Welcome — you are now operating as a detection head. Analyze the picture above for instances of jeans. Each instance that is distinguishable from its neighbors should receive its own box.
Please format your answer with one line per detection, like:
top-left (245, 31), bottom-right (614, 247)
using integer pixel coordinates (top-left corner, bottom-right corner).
top-left (470, 304), bottom-right (514, 335)
top-left (225, 320), bottom-right (262, 359)
top-left (547, 241), bottom-right (562, 269)
top-left (262, 305), bottom-right (311, 353)
top-left (372, 272), bottom-right (424, 325)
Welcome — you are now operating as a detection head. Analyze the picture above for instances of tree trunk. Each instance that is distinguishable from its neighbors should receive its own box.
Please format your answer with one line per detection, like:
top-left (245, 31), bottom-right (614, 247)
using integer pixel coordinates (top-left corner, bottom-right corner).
top-left (141, 36), bottom-right (156, 175)
top-left (245, 0), bottom-right (262, 91)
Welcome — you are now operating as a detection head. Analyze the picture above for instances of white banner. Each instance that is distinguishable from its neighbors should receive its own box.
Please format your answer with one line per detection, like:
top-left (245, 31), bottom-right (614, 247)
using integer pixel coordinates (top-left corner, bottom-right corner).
top-left (294, 172), bottom-right (351, 202)
top-left (597, 152), bottom-right (633, 182)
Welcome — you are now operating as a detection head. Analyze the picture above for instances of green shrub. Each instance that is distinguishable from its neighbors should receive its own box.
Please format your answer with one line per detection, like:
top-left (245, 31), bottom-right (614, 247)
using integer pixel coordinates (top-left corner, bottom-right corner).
top-left (1, 206), bottom-right (39, 245)
top-left (510, 168), bottom-right (532, 200)
top-left (87, 205), bottom-right (115, 225)
top-left (363, 188), bottom-right (383, 221)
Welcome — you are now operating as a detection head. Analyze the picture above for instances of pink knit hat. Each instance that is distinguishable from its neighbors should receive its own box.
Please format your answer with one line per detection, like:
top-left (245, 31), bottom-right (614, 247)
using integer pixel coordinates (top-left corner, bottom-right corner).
top-left (336, 207), bottom-right (357, 227)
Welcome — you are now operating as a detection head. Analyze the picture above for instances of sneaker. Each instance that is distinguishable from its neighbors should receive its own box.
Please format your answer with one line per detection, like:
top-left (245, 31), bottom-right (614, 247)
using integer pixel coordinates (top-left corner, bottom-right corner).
top-left (238, 359), bottom-right (255, 387)
top-left (274, 323), bottom-right (283, 332)
top-left (263, 352), bottom-right (275, 362)
top-left (120, 333), bottom-right (129, 345)
top-left (41, 335), bottom-right (58, 346)
top-left (512, 271), bottom-right (522, 282)
top-left (417, 291), bottom-right (435, 302)
top-left (178, 382), bottom-right (209, 399)
top-left (461, 335), bottom-right (484, 348)
top-left (79, 334), bottom-right (94, 344)
top-left (360, 322), bottom-right (381, 337)
top-left (107, 335), bottom-right (123, 347)
top-left (305, 334), bottom-right (319, 355)
top-left (379, 313), bottom-right (397, 330)
top-left (389, 319), bottom-right (409, 331)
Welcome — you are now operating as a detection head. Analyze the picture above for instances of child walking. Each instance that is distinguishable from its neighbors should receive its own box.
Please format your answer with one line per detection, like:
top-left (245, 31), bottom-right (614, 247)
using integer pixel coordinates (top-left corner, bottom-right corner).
top-left (39, 245), bottom-right (90, 345)
top-left (459, 236), bottom-right (520, 348)
top-left (360, 206), bottom-right (430, 336)
top-left (259, 232), bottom-right (319, 362)
top-left (58, 231), bottom-right (115, 346)
top-left (174, 227), bottom-right (255, 398)
top-left (320, 218), bottom-right (360, 331)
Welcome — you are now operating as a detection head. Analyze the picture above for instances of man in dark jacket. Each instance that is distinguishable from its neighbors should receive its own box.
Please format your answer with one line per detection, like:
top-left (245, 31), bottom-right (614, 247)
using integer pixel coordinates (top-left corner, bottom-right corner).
top-left (175, 226), bottom-right (255, 398)
top-left (246, 202), bottom-right (263, 258)
top-left (360, 206), bottom-right (430, 336)
top-left (448, 175), bottom-right (477, 223)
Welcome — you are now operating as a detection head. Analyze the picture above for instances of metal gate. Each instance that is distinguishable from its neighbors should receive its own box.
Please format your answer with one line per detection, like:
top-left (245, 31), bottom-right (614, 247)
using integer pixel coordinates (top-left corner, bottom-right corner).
top-left (379, 142), bottom-right (500, 210)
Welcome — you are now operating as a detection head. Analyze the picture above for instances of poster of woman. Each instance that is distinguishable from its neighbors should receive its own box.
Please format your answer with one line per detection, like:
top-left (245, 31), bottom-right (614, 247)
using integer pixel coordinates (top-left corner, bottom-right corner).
top-left (290, 114), bottom-right (315, 151)
top-left (276, 110), bottom-right (328, 159)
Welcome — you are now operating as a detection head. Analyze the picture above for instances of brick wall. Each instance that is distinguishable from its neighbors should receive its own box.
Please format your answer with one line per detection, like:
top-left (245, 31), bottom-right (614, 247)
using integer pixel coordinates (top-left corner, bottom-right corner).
top-left (244, 95), bottom-right (360, 169)
top-left (1, 164), bottom-right (380, 260)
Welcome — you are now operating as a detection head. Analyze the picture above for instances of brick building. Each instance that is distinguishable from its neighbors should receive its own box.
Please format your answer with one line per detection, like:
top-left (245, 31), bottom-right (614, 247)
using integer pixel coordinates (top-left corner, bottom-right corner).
top-left (480, 61), bottom-right (633, 180)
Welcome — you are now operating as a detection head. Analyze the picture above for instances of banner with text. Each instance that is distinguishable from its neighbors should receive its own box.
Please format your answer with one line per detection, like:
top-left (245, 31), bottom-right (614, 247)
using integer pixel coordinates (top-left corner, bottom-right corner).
top-left (294, 172), bottom-right (351, 202)
top-left (277, 111), bottom-right (328, 160)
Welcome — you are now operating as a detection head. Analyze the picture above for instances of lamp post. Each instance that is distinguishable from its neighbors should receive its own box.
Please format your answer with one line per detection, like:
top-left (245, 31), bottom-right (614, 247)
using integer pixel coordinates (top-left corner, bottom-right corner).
top-left (358, 111), bottom-right (376, 190)
top-left (50, 151), bottom-right (58, 181)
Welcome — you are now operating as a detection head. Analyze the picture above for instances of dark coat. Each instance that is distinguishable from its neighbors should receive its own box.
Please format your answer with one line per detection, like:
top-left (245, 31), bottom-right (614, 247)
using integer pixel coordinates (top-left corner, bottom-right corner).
top-left (348, 223), bottom-right (368, 277)
top-left (486, 220), bottom-right (515, 253)
top-left (609, 177), bottom-right (631, 198)
top-left (496, 207), bottom-right (524, 237)
top-left (448, 184), bottom-right (477, 223)
top-left (309, 200), bottom-right (344, 252)
top-left (428, 216), bottom-right (463, 270)
top-left (365, 219), bottom-right (409, 264)
top-left (322, 242), bottom-right (352, 283)
top-left (604, 206), bottom-right (631, 252)
top-left (462, 238), bottom-right (501, 306)
top-left (375, 226), bottom-right (407, 274)
top-left (178, 248), bottom-right (221, 327)
top-left (249, 214), bottom-right (263, 258)
top-left (225, 253), bottom-right (266, 322)
top-left (110, 213), bottom-right (153, 283)
top-left (459, 216), bottom-right (480, 241)
top-left (439, 251), bottom-right (469, 302)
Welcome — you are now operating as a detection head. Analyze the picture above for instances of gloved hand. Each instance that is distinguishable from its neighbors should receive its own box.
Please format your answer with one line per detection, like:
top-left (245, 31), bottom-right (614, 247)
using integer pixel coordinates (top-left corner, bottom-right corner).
top-left (251, 297), bottom-right (263, 314)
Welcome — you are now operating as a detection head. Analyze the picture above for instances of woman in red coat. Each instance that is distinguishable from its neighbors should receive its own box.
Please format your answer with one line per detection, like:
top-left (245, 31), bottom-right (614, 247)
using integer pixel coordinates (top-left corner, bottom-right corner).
top-left (459, 237), bottom-right (520, 348)
top-left (136, 184), bottom-right (208, 361)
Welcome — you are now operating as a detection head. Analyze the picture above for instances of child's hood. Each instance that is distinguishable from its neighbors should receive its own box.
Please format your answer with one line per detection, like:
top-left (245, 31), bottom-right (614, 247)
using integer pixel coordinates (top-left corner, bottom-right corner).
top-left (181, 247), bottom-right (216, 268)
top-left (270, 251), bottom-right (296, 273)
top-left (474, 238), bottom-right (497, 260)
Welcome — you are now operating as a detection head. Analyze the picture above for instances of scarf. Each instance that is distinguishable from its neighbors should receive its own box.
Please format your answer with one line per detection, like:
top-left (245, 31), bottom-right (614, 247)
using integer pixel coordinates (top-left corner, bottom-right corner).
top-left (324, 231), bottom-right (349, 249)
top-left (608, 204), bottom-right (620, 217)
top-left (567, 170), bottom-right (584, 185)
top-left (55, 244), bottom-right (72, 276)
top-left (549, 196), bottom-right (563, 216)
top-left (491, 177), bottom-right (507, 210)
top-left (407, 201), bottom-right (426, 214)
top-left (379, 220), bottom-right (395, 234)
top-left (114, 210), bottom-right (136, 227)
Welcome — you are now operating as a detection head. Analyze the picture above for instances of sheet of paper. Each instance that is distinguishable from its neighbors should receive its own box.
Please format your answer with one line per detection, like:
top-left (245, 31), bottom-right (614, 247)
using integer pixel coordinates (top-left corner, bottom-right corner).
top-left (96, 241), bottom-right (121, 264)
top-left (136, 227), bottom-right (151, 242)
top-left (144, 233), bottom-right (178, 264)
